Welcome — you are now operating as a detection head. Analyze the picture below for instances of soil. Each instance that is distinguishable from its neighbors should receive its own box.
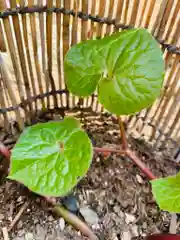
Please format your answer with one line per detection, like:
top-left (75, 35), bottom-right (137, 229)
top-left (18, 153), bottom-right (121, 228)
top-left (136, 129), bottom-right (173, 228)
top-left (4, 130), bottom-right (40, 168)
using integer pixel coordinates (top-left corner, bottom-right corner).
top-left (0, 112), bottom-right (179, 240)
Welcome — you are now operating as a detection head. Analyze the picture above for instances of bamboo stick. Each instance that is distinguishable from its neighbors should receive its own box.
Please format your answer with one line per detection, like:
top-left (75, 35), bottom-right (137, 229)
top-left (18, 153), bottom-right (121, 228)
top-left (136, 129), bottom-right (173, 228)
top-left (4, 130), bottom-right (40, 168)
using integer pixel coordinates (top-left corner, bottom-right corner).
top-left (28, 0), bottom-right (45, 109)
top-left (56, 0), bottom-right (63, 106)
top-left (156, 0), bottom-right (174, 40)
top-left (161, 108), bottom-right (180, 148)
top-left (70, 0), bottom-right (79, 108)
top-left (37, 0), bottom-right (48, 109)
top-left (123, 0), bottom-right (130, 25)
top-left (129, 0), bottom-right (140, 26)
top-left (62, 0), bottom-right (71, 108)
top-left (9, 0), bottom-right (32, 113)
top-left (164, 0), bottom-right (180, 43)
top-left (0, 21), bottom-right (6, 52)
top-left (116, 0), bottom-right (125, 24)
top-left (153, 68), bottom-right (180, 145)
top-left (138, 0), bottom-right (146, 27)
top-left (1, 9), bottom-right (25, 103)
top-left (143, 0), bottom-right (156, 29)
top-left (0, 54), bottom-right (23, 129)
top-left (151, 0), bottom-right (169, 36)
top-left (0, 76), bottom-right (9, 130)
top-left (20, 1), bottom-right (37, 111)
top-left (151, 55), bottom-right (179, 122)
top-left (106, 0), bottom-right (115, 35)
top-left (81, 0), bottom-right (88, 41)
top-left (46, 0), bottom-right (58, 109)
top-left (170, 18), bottom-right (180, 46)
top-left (38, 0), bottom-right (46, 74)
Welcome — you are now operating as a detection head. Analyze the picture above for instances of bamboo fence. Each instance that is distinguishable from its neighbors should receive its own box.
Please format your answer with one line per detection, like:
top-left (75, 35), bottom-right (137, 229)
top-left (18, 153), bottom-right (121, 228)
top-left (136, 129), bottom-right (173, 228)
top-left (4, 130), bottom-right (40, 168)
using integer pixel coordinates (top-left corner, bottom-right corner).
top-left (0, 0), bottom-right (179, 156)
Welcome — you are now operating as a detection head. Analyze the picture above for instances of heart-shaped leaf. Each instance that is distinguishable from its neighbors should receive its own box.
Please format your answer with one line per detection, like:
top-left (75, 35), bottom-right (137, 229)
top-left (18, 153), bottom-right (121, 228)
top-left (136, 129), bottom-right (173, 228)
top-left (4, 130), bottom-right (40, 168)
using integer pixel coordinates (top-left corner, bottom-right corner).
top-left (8, 117), bottom-right (93, 197)
top-left (151, 172), bottom-right (180, 213)
top-left (65, 28), bottom-right (164, 115)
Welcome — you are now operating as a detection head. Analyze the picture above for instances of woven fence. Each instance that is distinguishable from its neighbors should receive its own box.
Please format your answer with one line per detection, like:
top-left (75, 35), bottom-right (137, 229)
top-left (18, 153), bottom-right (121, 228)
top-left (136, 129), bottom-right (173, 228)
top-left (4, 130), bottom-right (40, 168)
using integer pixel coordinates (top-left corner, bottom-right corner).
top-left (0, 0), bottom-right (179, 155)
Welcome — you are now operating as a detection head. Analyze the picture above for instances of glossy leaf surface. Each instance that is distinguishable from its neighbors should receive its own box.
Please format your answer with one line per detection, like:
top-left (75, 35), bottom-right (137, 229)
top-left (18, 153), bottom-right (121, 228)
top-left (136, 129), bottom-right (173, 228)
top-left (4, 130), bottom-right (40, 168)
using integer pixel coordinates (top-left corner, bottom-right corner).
top-left (65, 28), bottom-right (164, 115)
top-left (8, 117), bottom-right (93, 197)
top-left (151, 172), bottom-right (180, 213)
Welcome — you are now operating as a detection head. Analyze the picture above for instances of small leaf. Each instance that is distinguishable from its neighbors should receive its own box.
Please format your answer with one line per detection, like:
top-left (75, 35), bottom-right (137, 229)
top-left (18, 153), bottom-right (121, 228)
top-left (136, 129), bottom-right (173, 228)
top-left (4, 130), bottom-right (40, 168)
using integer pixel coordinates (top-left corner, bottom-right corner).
top-left (8, 117), bottom-right (93, 197)
top-left (151, 172), bottom-right (180, 213)
top-left (65, 28), bottom-right (164, 115)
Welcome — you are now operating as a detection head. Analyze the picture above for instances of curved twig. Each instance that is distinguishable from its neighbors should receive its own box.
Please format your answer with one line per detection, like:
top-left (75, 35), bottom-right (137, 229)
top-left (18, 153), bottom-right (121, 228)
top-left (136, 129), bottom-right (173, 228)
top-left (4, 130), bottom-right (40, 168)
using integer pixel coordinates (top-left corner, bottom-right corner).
top-left (52, 204), bottom-right (98, 240)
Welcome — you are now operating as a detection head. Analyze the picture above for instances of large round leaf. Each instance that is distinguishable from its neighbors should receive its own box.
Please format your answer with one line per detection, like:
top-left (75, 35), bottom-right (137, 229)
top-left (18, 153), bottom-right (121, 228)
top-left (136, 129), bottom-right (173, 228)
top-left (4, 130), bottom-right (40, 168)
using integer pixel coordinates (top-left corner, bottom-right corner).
top-left (65, 28), bottom-right (164, 115)
top-left (8, 117), bottom-right (93, 197)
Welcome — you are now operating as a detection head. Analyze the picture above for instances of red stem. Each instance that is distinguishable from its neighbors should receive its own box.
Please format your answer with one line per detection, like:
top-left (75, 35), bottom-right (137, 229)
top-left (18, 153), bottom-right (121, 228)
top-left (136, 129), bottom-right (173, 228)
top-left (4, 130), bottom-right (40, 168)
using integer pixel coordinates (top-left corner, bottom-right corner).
top-left (0, 142), bottom-right (11, 160)
top-left (94, 147), bottom-right (125, 155)
top-left (125, 149), bottom-right (156, 180)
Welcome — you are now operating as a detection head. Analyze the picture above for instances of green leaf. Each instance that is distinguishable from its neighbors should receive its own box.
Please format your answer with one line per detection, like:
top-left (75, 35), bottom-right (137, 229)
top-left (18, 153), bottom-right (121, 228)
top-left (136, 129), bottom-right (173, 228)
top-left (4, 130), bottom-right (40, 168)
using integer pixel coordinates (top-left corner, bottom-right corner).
top-left (151, 172), bottom-right (180, 213)
top-left (65, 28), bottom-right (164, 115)
top-left (8, 117), bottom-right (93, 197)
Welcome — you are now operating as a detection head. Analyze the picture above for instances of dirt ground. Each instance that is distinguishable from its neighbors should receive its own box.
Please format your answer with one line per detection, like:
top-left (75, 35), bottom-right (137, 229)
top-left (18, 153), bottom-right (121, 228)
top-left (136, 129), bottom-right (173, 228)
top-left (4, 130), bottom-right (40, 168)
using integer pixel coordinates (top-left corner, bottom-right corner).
top-left (0, 112), bottom-right (179, 240)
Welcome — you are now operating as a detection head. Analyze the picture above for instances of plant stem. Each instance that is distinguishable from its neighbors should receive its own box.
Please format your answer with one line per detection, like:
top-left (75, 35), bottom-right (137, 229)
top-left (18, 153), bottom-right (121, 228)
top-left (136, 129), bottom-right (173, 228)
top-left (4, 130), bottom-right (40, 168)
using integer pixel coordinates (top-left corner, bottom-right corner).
top-left (94, 147), bottom-right (126, 155)
top-left (125, 149), bottom-right (156, 180)
top-left (0, 142), bottom-right (11, 160)
top-left (118, 116), bottom-right (128, 150)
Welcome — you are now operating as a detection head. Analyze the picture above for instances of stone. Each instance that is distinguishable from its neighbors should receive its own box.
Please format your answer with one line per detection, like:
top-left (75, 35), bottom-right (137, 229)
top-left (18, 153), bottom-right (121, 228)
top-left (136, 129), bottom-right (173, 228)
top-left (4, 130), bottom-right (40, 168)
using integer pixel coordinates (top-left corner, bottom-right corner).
top-left (18, 229), bottom-right (26, 237)
top-left (59, 218), bottom-right (65, 231)
top-left (125, 213), bottom-right (136, 224)
top-left (25, 232), bottom-right (34, 240)
top-left (80, 206), bottom-right (99, 225)
top-left (17, 196), bottom-right (23, 203)
top-left (136, 174), bottom-right (143, 184)
top-left (131, 225), bottom-right (139, 237)
top-left (121, 230), bottom-right (132, 240)
top-left (35, 224), bottom-right (46, 239)
top-left (48, 215), bottom-right (54, 222)
top-left (0, 213), bottom-right (4, 220)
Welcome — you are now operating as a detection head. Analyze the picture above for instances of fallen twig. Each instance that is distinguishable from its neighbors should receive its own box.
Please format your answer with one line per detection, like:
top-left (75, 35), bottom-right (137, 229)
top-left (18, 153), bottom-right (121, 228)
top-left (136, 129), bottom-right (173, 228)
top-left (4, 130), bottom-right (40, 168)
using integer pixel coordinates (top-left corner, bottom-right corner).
top-left (52, 205), bottom-right (98, 240)
top-left (8, 201), bottom-right (29, 231)
top-left (45, 197), bottom-right (98, 240)
top-left (2, 227), bottom-right (9, 240)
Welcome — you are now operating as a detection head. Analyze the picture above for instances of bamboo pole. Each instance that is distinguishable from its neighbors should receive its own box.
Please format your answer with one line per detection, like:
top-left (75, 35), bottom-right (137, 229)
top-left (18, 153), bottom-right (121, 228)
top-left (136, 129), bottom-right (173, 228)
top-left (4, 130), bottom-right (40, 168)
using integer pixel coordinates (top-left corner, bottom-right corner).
top-left (62, 0), bottom-right (71, 108)
top-left (0, 21), bottom-right (6, 52)
top-left (28, 0), bottom-right (45, 109)
top-left (151, 0), bottom-right (169, 36)
top-left (0, 54), bottom-right (23, 130)
top-left (9, 0), bottom-right (32, 119)
top-left (144, 0), bottom-right (156, 29)
top-left (129, 0), bottom-right (140, 26)
top-left (46, 0), bottom-right (58, 108)
top-left (156, 0), bottom-right (174, 40)
top-left (1, 2), bottom-right (25, 102)
top-left (0, 76), bottom-right (9, 131)
top-left (56, 0), bottom-right (63, 106)
top-left (20, 0), bottom-right (37, 111)
top-left (116, 0), bottom-right (125, 24)
top-left (123, 0), bottom-right (130, 25)
top-left (164, 0), bottom-right (180, 43)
